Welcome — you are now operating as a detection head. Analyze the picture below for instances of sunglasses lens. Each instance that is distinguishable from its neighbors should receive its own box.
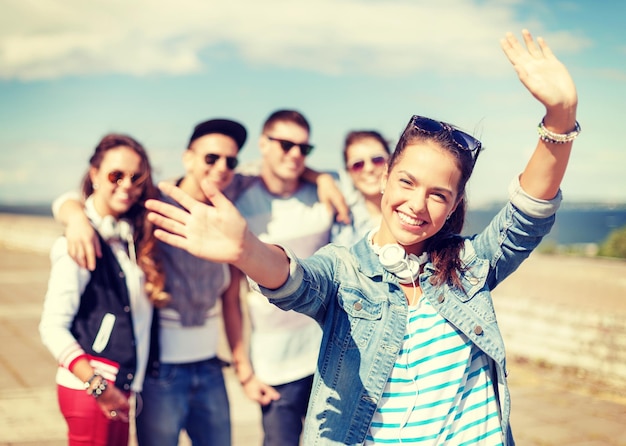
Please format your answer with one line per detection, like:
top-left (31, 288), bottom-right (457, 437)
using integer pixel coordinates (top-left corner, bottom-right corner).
top-left (205, 153), bottom-right (238, 170)
top-left (371, 156), bottom-right (387, 167)
top-left (412, 115), bottom-right (481, 159)
top-left (349, 160), bottom-right (365, 172)
top-left (107, 171), bottom-right (124, 184)
top-left (107, 171), bottom-right (145, 186)
top-left (205, 154), bottom-right (220, 165)
top-left (451, 130), bottom-right (480, 153)
top-left (300, 144), bottom-right (314, 156)
top-left (131, 172), bottom-right (148, 185)
top-left (269, 136), bottom-right (313, 156)
top-left (275, 140), bottom-right (292, 152)
top-left (412, 116), bottom-right (444, 133)
top-left (226, 157), bottom-right (238, 170)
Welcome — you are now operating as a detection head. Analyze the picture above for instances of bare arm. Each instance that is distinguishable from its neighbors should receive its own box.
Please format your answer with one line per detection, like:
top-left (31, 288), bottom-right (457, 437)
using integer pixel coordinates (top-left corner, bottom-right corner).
top-left (302, 167), bottom-right (351, 224)
top-left (221, 266), bottom-right (280, 405)
top-left (146, 180), bottom-right (290, 290)
top-left (55, 197), bottom-right (102, 271)
top-left (501, 29), bottom-right (578, 199)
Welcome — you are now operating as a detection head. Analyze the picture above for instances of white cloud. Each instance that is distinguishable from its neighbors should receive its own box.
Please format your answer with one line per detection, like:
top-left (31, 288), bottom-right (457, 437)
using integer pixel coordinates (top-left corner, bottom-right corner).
top-left (0, 0), bottom-right (589, 80)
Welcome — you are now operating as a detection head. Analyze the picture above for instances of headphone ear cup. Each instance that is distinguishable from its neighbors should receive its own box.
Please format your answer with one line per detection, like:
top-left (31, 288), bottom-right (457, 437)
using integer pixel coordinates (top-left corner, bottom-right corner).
top-left (378, 244), bottom-right (406, 273)
top-left (378, 244), bottom-right (420, 284)
top-left (99, 215), bottom-right (117, 240)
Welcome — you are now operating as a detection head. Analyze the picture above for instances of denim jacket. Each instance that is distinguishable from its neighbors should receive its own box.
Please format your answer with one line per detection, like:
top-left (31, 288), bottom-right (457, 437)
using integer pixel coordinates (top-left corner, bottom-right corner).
top-left (253, 177), bottom-right (561, 446)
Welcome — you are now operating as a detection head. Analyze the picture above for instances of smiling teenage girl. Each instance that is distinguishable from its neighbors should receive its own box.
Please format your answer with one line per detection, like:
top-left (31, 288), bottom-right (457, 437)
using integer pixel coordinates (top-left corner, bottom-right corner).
top-left (144, 30), bottom-right (579, 445)
top-left (40, 134), bottom-right (165, 446)
top-left (331, 130), bottom-right (392, 247)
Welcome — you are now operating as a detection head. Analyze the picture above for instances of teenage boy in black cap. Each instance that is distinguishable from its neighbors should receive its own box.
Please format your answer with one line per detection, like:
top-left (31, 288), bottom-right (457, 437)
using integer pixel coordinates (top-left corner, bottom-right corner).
top-left (133, 118), bottom-right (276, 445)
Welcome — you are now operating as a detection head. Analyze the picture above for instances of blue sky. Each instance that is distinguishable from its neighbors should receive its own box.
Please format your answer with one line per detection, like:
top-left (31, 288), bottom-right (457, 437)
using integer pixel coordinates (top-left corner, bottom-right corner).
top-left (1, 0), bottom-right (625, 207)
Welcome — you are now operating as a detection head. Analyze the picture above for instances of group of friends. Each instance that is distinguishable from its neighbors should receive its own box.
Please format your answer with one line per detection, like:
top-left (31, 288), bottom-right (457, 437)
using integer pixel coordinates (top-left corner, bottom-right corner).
top-left (39, 30), bottom-right (580, 446)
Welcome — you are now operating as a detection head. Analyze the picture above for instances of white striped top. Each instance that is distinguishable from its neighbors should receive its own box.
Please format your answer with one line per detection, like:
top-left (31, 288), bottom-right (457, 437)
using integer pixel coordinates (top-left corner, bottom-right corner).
top-left (365, 296), bottom-right (504, 445)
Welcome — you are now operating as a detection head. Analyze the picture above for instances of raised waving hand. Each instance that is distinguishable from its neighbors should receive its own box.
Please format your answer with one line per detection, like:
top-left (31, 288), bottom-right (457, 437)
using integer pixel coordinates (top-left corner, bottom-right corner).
top-left (146, 181), bottom-right (247, 264)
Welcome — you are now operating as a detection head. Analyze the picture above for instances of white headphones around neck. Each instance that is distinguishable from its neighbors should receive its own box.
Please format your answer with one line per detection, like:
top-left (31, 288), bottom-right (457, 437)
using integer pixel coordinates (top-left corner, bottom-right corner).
top-left (99, 215), bottom-right (133, 243)
top-left (378, 243), bottom-right (423, 285)
top-left (369, 230), bottom-right (428, 285)
top-left (99, 215), bottom-right (137, 264)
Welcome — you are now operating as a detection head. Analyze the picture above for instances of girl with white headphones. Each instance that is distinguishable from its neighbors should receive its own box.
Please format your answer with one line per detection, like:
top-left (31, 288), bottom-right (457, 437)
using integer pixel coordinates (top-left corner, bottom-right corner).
top-left (40, 134), bottom-right (167, 445)
top-left (145, 30), bottom-right (579, 446)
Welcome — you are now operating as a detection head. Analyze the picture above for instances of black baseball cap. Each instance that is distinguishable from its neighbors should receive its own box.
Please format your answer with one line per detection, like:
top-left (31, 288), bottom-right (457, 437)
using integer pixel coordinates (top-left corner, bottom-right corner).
top-left (188, 118), bottom-right (247, 150)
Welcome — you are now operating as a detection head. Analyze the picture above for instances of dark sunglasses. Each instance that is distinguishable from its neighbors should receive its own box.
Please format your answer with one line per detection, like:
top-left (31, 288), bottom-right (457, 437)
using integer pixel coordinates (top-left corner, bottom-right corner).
top-left (347, 155), bottom-right (388, 172)
top-left (107, 170), bottom-right (147, 186)
top-left (266, 136), bottom-right (314, 156)
top-left (410, 115), bottom-right (482, 160)
top-left (204, 153), bottom-right (238, 170)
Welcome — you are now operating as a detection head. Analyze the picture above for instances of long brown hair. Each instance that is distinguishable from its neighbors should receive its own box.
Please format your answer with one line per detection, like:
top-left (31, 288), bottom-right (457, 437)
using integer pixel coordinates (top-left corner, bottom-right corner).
top-left (81, 133), bottom-right (169, 307)
top-left (387, 118), bottom-right (482, 289)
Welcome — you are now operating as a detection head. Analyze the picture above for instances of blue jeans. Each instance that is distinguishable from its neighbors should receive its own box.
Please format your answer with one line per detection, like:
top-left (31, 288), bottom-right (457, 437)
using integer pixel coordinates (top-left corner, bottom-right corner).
top-left (136, 357), bottom-right (231, 446)
top-left (261, 375), bottom-right (313, 446)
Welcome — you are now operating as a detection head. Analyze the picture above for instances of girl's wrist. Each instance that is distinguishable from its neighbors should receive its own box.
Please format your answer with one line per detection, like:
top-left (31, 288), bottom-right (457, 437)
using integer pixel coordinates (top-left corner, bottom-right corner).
top-left (239, 372), bottom-right (254, 386)
top-left (84, 372), bottom-right (109, 399)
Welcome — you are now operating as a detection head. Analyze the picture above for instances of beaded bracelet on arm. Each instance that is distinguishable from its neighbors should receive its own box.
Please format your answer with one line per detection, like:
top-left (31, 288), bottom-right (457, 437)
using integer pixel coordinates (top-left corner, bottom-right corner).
top-left (537, 118), bottom-right (581, 144)
top-left (84, 371), bottom-right (108, 399)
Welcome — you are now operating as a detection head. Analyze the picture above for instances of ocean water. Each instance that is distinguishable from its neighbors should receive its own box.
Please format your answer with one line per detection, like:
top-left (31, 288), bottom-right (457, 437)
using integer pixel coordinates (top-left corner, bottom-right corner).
top-left (463, 208), bottom-right (626, 245)
top-left (2, 204), bottom-right (626, 246)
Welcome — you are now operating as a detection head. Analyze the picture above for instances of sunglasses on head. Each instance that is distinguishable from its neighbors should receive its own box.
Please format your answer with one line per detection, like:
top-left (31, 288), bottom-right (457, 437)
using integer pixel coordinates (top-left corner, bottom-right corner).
top-left (266, 136), bottom-right (314, 157)
top-left (107, 170), bottom-right (147, 186)
top-left (204, 153), bottom-right (238, 170)
top-left (410, 115), bottom-right (482, 160)
top-left (347, 155), bottom-right (388, 172)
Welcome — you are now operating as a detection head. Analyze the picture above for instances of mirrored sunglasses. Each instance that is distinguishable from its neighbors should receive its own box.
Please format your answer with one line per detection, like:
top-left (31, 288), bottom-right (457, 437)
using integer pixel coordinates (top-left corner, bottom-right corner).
top-left (266, 136), bottom-right (314, 157)
top-left (410, 115), bottom-right (482, 160)
top-left (204, 153), bottom-right (238, 170)
top-left (347, 155), bottom-right (388, 172)
top-left (107, 170), bottom-right (147, 186)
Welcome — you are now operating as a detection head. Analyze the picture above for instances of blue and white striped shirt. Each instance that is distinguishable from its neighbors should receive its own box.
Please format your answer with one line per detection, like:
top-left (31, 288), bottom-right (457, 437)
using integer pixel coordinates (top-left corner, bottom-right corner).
top-left (365, 297), bottom-right (504, 445)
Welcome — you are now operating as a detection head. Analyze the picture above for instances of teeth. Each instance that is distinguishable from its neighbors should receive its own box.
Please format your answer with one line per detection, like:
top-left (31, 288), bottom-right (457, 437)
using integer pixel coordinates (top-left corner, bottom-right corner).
top-left (398, 212), bottom-right (424, 226)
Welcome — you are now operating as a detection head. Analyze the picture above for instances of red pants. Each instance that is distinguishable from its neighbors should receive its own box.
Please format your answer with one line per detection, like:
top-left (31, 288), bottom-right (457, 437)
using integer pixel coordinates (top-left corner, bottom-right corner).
top-left (57, 385), bottom-right (129, 446)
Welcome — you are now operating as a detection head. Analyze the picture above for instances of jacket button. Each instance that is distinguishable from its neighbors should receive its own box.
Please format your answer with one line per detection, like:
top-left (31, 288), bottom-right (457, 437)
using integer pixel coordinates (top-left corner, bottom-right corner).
top-left (438, 294), bottom-right (445, 303)
top-left (468, 277), bottom-right (479, 285)
top-left (119, 271), bottom-right (125, 278)
top-left (124, 384), bottom-right (130, 390)
top-left (474, 325), bottom-right (484, 335)
top-left (353, 301), bottom-right (363, 311)
top-left (127, 373), bottom-right (133, 379)
top-left (124, 306), bottom-right (131, 312)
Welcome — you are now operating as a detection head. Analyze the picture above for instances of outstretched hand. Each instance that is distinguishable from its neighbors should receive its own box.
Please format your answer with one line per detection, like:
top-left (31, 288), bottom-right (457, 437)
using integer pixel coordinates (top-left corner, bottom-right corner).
top-left (145, 180), bottom-right (247, 264)
top-left (501, 29), bottom-right (577, 112)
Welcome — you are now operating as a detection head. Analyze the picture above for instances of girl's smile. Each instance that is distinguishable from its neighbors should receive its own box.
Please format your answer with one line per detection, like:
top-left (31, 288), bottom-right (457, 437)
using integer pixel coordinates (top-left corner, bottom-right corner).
top-left (378, 140), bottom-right (461, 254)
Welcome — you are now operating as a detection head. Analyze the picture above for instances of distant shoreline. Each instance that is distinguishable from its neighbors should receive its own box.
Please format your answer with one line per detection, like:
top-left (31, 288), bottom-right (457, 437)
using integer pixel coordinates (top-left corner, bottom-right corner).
top-left (0, 203), bottom-right (53, 216)
top-left (3, 200), bottom-right (625, 216)
top-left (2, 200), bottom-right (626, 246)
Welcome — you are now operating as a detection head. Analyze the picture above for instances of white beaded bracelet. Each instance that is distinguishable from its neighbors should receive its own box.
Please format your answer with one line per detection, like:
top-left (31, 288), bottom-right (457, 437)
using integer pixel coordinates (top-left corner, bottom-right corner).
top-left (537, 118), bottom-right (581, 144)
